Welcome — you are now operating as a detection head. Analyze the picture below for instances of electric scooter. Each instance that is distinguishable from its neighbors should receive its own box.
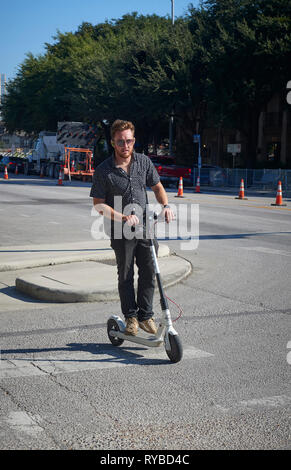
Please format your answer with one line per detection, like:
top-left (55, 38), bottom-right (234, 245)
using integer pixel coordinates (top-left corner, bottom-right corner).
top-left (107, 211), bottom-right (183, 363)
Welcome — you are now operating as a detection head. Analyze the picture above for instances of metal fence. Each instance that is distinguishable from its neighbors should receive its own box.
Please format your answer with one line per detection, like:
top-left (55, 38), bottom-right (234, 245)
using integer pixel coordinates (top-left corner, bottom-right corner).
top-left (191, 168), bottom-right (291, 191)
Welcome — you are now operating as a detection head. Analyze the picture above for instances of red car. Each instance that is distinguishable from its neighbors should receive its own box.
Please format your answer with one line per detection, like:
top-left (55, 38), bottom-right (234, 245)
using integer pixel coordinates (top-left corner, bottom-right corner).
top-left (149, 155), bottom-right (192, 186)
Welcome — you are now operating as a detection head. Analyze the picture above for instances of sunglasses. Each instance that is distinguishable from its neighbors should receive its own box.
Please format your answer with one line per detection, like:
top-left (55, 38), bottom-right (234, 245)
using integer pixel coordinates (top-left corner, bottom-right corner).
top-left (114, 139), bottom-right (135, 147)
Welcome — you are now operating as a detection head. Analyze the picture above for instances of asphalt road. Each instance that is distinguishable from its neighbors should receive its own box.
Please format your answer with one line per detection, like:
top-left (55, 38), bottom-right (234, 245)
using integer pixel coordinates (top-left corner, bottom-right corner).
top-left (0, 176), bottom-right (290, 451)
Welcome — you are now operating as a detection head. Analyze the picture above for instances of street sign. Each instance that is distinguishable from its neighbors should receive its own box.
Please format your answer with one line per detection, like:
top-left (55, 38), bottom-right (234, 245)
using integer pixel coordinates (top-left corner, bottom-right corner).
top-left (227, 143), bottom-right (241, 154)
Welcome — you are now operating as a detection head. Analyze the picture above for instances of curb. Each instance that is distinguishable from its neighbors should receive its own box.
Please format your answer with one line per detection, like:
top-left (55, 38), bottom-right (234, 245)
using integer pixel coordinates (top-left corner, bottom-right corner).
top-left (0, 243), bottom-right (170, 272)
top-left (15, 255), bottom-right (192, 303)
top-left (0, 252), bottom-right (114, 272)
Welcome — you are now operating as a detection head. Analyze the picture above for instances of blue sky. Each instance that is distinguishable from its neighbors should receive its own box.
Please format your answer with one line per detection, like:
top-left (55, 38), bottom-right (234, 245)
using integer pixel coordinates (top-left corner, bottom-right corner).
top-left (1, 0), bottom-right (199, 81)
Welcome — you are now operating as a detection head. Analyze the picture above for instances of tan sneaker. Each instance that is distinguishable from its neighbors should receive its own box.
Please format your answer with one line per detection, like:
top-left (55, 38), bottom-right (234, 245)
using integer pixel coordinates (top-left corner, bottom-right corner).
top-left (139, 318), bottom-right (157, 335)
top-left (125, 317), bottom-right (139, 336)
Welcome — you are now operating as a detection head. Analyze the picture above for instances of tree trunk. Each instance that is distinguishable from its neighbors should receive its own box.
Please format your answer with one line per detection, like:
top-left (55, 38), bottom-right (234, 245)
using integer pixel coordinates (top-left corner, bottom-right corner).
top-left (244, 107), bottom-right (260, 168)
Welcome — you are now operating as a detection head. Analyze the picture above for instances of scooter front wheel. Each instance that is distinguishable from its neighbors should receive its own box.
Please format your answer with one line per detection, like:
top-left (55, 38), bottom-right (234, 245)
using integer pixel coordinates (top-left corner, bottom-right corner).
top-left (107, 318), bottom-right (124, 346)
top-left (165, 333), bottom-right (183, 363)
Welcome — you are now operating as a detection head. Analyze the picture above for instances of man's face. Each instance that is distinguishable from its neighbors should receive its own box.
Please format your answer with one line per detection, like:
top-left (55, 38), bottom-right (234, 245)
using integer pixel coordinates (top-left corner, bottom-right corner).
top-left (112, 129), bottom-right (135, 160)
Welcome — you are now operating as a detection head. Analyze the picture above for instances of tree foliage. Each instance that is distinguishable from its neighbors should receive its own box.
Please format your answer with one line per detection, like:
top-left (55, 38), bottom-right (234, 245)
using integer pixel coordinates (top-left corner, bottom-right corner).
top-left (2, 0), bottom-right (291, 165)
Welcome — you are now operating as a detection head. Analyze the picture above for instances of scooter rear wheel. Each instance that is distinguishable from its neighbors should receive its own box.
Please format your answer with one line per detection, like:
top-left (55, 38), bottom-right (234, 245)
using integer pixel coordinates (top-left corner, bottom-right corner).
top-left (107, 318), bottom-right (124, 346)
top-left (165, 333), bottom-right (183, 363)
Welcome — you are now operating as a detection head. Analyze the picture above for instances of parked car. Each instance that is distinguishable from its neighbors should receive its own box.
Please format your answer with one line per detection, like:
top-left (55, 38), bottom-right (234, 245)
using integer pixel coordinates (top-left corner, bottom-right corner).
top-left (149, 155), bottom-right (192, 187)
top-left (0, 156), bottom-right (27, 173)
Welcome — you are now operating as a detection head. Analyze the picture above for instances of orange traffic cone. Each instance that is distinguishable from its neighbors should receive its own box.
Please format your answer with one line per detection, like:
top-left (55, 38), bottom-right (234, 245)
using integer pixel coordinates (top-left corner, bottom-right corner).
top-left (235, 179), bottom-right (248, 200)
top-left (3, 165), bottom-right (9, 180)
top-left (40, 165), bottom-right (44, 177)
top-left (15, 164), bottom-right (18, 175)
top-left (175, 176), bottom-right (184, 197)
top-left (57, 169), bottom-right (63, 186)
top-left (271, 181), bottom-right (287, 206)
top-left (195, 176), bottom-right (200, 193)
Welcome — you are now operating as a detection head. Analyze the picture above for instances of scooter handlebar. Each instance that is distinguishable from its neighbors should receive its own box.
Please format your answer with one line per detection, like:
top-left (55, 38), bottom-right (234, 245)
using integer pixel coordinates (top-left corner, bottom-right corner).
top-left (126, 209), bottom-right (165, 236)
top-left (131, 208), bottom-right (136, 232)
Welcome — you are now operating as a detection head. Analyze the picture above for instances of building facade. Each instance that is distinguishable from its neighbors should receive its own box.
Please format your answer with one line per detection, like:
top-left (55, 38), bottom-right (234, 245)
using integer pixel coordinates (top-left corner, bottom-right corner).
top-left (201, 93), bottom-right (291, 168)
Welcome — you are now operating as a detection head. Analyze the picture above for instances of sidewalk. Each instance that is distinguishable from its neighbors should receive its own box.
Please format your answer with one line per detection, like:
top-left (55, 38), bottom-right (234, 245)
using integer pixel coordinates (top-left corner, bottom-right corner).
top-left (0, 240), bottom-right (192, 303)
top-left (0, 240), bottom-right (115, 272)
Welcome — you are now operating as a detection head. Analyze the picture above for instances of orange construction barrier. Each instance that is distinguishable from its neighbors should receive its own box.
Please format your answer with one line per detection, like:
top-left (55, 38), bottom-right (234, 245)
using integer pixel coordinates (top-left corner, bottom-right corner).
top-left (195, 176), bottom-right (200, 193)
top-left (235, 179), bottom-right (248, 200)
top-left (175, 176), bottom-right (184, 197)
top-left (3, 166), bottom-right (8, 180)
top-left (271, 181), bottom-right (287, 206)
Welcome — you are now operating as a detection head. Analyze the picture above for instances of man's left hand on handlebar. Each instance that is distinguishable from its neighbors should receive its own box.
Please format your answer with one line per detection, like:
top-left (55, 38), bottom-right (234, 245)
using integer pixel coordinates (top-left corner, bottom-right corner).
top-left (162, 206), bottom-right (175, 224)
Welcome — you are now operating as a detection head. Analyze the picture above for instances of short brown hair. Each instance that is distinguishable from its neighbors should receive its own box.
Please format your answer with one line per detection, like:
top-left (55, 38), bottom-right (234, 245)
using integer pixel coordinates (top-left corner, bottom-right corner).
top-left (111, 120), bottom-right (135, 140)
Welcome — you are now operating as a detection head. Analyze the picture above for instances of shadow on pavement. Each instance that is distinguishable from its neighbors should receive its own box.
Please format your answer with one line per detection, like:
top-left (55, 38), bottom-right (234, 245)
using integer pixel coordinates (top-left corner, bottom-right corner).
top-left (0, 342), bottom-right (170, 366)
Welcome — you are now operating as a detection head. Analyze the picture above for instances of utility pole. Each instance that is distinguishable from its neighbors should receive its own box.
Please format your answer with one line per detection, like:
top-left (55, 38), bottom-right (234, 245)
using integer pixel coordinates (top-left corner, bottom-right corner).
top-left (171, 0), bottom-right (174, 25)
top-left (169, 0), bottom-right (174, 155)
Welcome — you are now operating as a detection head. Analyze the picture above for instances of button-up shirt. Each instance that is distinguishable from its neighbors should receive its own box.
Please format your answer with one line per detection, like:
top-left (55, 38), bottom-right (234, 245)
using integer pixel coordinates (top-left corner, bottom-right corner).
top-left (90, 152), bottom-right (160, 237)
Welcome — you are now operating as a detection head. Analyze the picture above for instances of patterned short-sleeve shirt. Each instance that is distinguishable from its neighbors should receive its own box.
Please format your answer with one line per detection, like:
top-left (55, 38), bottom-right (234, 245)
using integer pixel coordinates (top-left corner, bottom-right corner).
top-left (90, 152), bottom-right (160, 238)
top-left (90, 152), bottom-right (160, 213)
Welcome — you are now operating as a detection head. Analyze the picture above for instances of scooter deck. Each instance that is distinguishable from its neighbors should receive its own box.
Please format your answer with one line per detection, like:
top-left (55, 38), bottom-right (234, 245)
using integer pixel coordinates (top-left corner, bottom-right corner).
top-left (109, 330), bottom-right (164, 347)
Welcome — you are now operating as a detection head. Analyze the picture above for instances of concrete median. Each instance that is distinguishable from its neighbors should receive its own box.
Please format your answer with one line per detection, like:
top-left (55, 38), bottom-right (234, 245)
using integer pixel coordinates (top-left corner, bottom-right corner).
top-left (8, 241), bottom-right (191, 303)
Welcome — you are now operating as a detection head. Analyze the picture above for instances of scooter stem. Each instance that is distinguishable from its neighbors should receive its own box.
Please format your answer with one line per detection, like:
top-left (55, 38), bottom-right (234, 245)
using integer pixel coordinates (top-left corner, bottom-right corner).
top-left (149, 213), bottom-right (169, 312)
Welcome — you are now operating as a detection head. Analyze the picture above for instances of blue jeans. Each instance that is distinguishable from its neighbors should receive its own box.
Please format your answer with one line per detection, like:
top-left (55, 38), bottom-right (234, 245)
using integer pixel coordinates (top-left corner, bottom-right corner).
top-left (110, 237), bottom-right (159, 321)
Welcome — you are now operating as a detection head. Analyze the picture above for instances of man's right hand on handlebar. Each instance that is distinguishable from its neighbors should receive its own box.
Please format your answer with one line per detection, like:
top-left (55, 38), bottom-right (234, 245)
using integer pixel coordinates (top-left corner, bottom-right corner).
top-left (123, 214), bottom-right (140, 226)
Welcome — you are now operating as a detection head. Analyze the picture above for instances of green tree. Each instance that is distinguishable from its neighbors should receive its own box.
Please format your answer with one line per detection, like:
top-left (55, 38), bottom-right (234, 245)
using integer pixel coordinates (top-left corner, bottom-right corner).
top-left (2, 3), bottom-right (291, 168)
top-left (188, 0), bottom-right (291, 166)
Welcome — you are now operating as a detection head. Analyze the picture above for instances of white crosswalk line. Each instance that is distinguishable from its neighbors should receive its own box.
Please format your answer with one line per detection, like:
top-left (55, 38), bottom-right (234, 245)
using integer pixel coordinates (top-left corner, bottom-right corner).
top-left (0, 345), bottom-right (214, 378)
top-left (4, 411), bottom-right (44, 437)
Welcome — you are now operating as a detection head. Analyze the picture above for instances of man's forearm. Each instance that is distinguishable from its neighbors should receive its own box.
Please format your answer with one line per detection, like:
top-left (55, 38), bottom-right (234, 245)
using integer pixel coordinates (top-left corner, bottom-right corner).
top-left (152, 184), bottom-right (168, 206)
top-left (93, 200), bottom-right (125, 222)
top-left (93, 199), bottom-right (139, 225)
top-left (151, 183), bottom-right (174, 223)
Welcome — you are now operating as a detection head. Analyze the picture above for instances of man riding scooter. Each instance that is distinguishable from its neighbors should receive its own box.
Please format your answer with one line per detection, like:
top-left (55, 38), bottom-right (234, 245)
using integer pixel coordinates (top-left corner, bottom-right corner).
top-left (90, 119), bottom-right (174, 336)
